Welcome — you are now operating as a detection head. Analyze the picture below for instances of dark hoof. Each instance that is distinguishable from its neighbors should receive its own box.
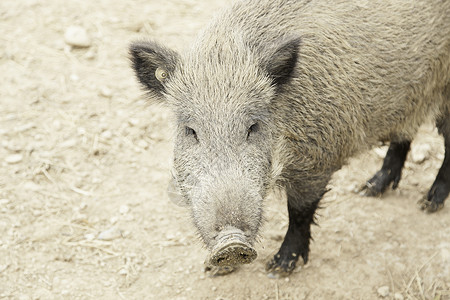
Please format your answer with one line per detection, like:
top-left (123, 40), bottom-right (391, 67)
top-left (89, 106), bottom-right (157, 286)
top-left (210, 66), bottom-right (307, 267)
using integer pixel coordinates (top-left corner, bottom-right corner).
top-left (418, 198), bottom-right (444, 213)
top-left (204, 264), bottom-right (237, 276)
top-left (358, 181), bottom-right (383, 197)
top-left (358, 170), bottom-right (400, 197)
top-left (265, 253), bottom-right (301, 278)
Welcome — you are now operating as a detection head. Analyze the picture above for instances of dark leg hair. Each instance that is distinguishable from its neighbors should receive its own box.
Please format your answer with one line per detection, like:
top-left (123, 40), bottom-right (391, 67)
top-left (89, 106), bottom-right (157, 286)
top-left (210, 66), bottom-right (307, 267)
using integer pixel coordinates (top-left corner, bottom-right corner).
top-left (418, 115), bottom-right (450, 213)
top-left (361, 141), bottom-right (411, 196)
top-left (266, 189), bottom-right (322, 277)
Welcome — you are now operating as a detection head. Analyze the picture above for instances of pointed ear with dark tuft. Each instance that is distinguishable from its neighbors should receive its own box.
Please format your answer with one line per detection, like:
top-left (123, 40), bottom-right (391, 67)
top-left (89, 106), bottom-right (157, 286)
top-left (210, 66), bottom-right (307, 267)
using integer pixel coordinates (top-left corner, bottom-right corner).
top-left (129, 41), bottom-right (180, 100)
top-left (265, 36), bottom-right (301, 86)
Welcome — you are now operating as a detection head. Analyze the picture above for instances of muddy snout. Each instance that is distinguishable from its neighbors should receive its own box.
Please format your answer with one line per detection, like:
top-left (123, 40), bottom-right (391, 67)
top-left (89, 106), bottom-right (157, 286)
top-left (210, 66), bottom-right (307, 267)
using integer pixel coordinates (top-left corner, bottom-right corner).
top-left (208, 228), bottom-right (257, 267)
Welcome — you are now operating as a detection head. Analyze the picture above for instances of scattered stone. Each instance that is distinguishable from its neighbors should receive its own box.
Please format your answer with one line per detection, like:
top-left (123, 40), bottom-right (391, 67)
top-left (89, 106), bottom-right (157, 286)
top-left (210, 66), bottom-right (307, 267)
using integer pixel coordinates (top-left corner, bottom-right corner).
top-left (377, 286), bottom-right (390, 298)
top-left (394, 293), bottom-right (404, 300)
top-left (128, 118), bottom-right (139, 126)
top-left (100, 130), bottom-right (112, 140)
top-left (99, 86), bottom-right (112, 98)
top-left (119, 204), bottom-right (129, 214)
top-left (84, 48), bottom-right (96, 59)
top-left (5, 154), bottom-right (23, 164)
top-left (84, 233), bottom-right (95, 241)
top-left (77, 127), bottom-right (86, 135)
top-left (118, 268), bottom-right (128, 275)
top-left (410, 143), bottom-right (431, 164)
top-left (64, 26), bottom-right (91, 48)
top-left (110, 216), bottom-right (119, 224)
top-left (59, 138), bottom-right (77, 148)
top-left (97, 227), bottom-right (122, 241)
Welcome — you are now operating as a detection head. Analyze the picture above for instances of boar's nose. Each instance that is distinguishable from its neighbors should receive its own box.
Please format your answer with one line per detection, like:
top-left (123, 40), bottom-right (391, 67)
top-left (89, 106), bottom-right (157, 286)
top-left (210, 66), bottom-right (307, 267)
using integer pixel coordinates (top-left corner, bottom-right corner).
top-left (208, 227), bottom-right (257, 266)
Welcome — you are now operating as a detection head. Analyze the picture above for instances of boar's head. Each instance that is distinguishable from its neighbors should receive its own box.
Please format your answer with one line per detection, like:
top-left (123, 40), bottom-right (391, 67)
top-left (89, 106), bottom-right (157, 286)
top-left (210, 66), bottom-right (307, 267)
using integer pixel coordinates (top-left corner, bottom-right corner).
top-left (130, 35), bottom-right (300, 264)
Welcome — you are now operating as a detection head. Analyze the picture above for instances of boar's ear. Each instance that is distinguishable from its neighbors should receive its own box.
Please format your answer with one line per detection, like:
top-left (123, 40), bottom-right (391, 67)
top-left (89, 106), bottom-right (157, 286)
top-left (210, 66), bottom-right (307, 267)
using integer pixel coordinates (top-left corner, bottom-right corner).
top-left (129, 41), bottom-right (180, 100)
top-left (265, 36), bottom-right (301, 86)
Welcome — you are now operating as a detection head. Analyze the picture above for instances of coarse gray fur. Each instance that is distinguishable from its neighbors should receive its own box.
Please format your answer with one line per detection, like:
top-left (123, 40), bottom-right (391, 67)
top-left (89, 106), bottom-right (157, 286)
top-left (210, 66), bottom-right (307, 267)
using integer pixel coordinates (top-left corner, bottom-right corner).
top-left (130, 0), bottom-right (450, 256)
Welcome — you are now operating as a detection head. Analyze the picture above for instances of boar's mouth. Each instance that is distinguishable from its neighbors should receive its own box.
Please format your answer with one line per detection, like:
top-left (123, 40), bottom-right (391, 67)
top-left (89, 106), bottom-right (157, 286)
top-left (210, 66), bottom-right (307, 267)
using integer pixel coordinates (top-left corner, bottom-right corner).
top-left (207, 227), bottom-right (257, 266)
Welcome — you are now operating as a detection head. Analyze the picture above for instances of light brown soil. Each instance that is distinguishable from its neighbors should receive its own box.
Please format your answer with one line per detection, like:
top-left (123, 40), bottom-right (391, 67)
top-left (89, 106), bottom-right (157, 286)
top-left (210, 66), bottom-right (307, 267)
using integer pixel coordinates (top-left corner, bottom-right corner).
top-left (1, 0), bottom-right (449, 299)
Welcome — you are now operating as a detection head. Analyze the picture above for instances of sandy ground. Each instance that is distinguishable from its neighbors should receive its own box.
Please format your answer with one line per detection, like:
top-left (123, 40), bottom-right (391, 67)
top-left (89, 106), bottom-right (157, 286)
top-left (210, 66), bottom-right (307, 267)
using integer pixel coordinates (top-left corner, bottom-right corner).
top-left (0, 0), bottom-right (449, 299)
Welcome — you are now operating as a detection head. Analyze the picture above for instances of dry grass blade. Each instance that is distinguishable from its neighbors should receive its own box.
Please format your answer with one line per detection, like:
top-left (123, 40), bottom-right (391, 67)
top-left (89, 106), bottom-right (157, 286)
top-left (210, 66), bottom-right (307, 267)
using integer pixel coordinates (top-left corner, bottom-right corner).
top-left (404, 252), bottom-right (439, 298)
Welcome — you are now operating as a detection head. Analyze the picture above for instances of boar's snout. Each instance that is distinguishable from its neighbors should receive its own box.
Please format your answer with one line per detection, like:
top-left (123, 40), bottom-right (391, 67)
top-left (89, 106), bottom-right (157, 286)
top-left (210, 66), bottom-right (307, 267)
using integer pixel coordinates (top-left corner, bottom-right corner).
top-left (208, 227), bottom-right (257, 267)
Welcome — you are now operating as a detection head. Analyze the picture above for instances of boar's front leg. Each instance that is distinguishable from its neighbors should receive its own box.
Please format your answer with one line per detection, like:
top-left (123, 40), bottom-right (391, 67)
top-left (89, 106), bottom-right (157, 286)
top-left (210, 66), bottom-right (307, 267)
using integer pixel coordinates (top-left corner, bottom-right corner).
top-left (266, 187), bottom-right (323, 278)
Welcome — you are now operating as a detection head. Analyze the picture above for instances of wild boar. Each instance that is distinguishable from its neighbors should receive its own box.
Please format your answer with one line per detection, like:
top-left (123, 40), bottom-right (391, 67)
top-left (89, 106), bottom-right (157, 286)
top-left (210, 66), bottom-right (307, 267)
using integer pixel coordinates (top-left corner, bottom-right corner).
top-left (130, 0), bottom-right (450, 277)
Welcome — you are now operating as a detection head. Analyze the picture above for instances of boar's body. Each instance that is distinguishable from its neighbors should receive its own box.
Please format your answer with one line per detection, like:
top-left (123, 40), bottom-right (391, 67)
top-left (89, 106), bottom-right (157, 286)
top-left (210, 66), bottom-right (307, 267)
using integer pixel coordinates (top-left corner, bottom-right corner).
top-left (131, 0), bottom-right (450, 277)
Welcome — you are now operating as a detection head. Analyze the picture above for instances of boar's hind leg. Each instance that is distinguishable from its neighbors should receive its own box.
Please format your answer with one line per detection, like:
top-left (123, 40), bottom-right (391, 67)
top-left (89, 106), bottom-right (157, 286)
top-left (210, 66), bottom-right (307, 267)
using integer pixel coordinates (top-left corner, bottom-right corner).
top-left (418, 115), bottom-right (450, 213)
top-left (266, 193), bottom-right (320, 278)
top-left (360, 141), bottom-right (411, 197)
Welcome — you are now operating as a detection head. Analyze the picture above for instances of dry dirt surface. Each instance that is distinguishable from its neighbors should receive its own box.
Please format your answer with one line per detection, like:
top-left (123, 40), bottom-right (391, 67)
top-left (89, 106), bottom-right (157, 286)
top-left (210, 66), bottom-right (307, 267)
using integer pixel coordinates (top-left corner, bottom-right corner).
top-left (1, 0), bottom-right (449, 299)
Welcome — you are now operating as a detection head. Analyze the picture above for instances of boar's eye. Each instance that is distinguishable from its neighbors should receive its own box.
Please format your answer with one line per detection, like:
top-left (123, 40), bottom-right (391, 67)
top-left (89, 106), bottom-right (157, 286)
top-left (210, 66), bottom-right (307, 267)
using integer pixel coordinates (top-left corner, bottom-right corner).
top-left (247, 123), bottom-right (259, 139)
top-left (185, 126), bottom-right (198, 141)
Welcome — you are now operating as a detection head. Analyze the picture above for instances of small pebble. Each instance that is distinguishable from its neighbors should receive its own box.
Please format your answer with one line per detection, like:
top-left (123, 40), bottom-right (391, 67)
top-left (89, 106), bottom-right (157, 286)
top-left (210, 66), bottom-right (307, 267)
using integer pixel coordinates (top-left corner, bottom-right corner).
top-left (119, 205), bottom-right (129, 214)
top-left (59, 139), bottom-right (77, 148)
top-left (97, 227), bottom-right (122, 241)
top-left (77, 127), bottom-right (86, 135)
top-left (128, 118), bottom-right (139, 126)
top-left (100, 86), bottom-right (112, 98)
top-left (84, 233), bottom-right (95, 241)
top-left (377, 286), bottom-right (390, 298)
top-left (100, 130), bottom-right (113, 140)
top-left (5, 154), bottom-right (23, 164)
top-left (118, 268), bottom-right (128, 275)
top-left (64, 26), bottom-right (91, 48)
top-left (394, 293), bottom-right (404, 300)
top-left (84, 48), bottom-right (96, 59)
